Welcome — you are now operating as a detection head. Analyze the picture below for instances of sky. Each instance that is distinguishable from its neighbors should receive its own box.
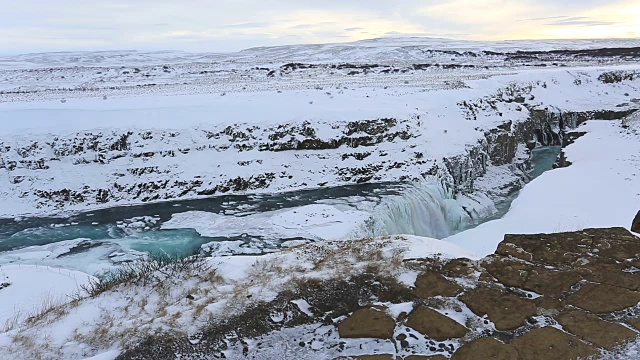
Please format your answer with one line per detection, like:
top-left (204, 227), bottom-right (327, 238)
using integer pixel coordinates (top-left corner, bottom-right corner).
top-left (1, 0), bottom-right (639, 54)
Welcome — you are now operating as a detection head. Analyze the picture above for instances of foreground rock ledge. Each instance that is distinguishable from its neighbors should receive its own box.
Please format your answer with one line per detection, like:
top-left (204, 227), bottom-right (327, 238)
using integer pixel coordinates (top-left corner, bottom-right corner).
top-left (117, 227), bottom-right (640, 359)
top-left (336, 227), bottom-right (640, 360)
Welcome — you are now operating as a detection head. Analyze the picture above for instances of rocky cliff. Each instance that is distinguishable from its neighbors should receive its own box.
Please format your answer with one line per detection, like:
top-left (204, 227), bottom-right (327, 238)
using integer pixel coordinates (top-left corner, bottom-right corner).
top-left (0, 70), bottom-right (638, 219)
top-left (116, 226), bottom-right (640, 360)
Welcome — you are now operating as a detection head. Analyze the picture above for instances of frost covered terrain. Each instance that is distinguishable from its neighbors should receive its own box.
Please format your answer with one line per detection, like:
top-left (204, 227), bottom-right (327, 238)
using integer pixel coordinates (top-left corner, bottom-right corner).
top-left (0, 38), bottom-right (639, 359)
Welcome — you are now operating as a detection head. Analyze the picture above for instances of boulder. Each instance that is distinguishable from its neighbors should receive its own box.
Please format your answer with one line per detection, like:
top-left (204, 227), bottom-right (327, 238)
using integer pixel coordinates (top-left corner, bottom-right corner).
top-left (578, 262), bottom-right (640, 291)
top-left (442, 258), bottom-right (476, 277)
top-left (404, 356), bottom-right (447, 360)
top-left (460, 287), bottom-right (537, 330)
top-left (338, 306), bottom-right (396, 339)
top-left (414, 271), bottom-right (463, 298)
top-left (522, 268), bottom-right (581, 298)
top-left (405, 305), bottom-right (469, 341)
top-left (557, 310), bottom-right (638, 350)
top-left (498, 228), bottom-right (640, 267)
top-left (512, 327), bottom-right (597, 360)
top-left (480, 256), bottom-right (581, 298)
top-left (566, 283), bottom-right (640, 313)
top-left (632, 211), bottom-right (640, 233)
top-left (451, 337), bottom-right (519, 360)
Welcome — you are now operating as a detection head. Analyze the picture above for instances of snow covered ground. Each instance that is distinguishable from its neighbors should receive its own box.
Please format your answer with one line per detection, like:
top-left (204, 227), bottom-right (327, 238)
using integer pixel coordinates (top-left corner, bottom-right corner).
top-left (0, 65), bottom-right (638, 219)
top-left (0, 38), bottom-right (639, 359)
top-left (0, 234), bottom-right (473, 359)
top-left (447, 111), bottom-right (640, 256)
top-left (0, 264), bottom-right (94, 327)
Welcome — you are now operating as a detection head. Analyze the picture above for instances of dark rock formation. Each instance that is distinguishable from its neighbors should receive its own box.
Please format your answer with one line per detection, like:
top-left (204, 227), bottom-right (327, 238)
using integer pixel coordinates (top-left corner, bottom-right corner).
top-left (632, 210), bottom-right (640, 233)
top-left (556, 309), bottom-right (637, 350)
top-left (451, 337), bottom-right (518, 360)
top-left (405, 305), bottom-right (469, 341)
top-left (413, 271), bottom-right (463, 298)
top-left (511, 327), bottom-right (597, 360)
top-left (566, 283), bottom-right (640, 313)
top-left (337, 306), bottom-right (396, 339)
top-left (460, 286), bottom-right (537, 331)
top-left (117, 226), bottom-right (640, 359)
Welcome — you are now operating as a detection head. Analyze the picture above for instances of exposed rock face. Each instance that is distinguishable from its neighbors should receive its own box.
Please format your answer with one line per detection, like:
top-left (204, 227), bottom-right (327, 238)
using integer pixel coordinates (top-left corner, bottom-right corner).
top-left (338, 306), bottom-right (396, 339)
top-left (566, 283), bottom-right (640, 313)
top-left (451, 337), bottom-right (519, 360)
top-left (498, 227), bottom-right (640, 266)
top-left (556, 309), bottom-right (638, 350)
top-left (413, 271), bottom-right (463, 298)
top-left (511, 327), bottom-right (597, 360)
top-left (626, 318), bottom-right (640, 331)
top-left (118, 227), bottom-right (640, 360)
top-left (460, 286), bottom-right (537, 331)
top-left (480, 256), bottom-right (581, 298)
top-left (405, 305), bottom-right (469, 341)
top-left (633, 210), bottom-right (640, 233)
top-left (1, 103), bottom-right (613, 218)
top-left (404, 356), bottom-right (448, 360)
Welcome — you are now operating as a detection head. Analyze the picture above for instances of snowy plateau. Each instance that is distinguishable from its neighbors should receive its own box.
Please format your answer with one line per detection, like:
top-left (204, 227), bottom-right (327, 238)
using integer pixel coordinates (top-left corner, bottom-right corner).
top-left (0, 37), bottom-right (639, 359)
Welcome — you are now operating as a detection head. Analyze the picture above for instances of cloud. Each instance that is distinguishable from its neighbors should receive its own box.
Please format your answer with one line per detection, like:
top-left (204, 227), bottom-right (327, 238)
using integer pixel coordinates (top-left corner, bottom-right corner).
top-left (545, 17), bottom-right (616, 26)
top-left (217, 22), bottom-right (272, 29)
top-left (0, 0), bottom-right (637, 53)
top-left (290, 24), bottom-right (317, 29)
top-left (523, 16), bottom-right (569, 21)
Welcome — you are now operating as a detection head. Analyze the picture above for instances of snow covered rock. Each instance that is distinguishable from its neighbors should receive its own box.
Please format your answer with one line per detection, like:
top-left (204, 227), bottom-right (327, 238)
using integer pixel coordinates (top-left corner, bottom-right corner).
top-left (405, 305), bottom-right (469, 341)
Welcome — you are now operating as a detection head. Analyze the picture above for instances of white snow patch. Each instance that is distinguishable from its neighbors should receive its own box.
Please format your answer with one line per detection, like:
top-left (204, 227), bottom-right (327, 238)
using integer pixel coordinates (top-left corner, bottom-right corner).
top-left (0, 264), bottom-right (94, 326)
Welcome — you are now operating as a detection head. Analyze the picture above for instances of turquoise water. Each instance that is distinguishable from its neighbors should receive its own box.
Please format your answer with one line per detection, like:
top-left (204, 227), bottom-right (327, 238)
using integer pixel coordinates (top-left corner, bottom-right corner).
top-left (0, 146), bottom-right (561, 272)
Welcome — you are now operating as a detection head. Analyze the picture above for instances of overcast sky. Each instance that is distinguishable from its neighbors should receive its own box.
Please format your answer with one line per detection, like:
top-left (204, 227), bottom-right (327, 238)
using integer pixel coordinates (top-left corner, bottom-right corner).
top-left (1, 0), bottom-right (638, 54)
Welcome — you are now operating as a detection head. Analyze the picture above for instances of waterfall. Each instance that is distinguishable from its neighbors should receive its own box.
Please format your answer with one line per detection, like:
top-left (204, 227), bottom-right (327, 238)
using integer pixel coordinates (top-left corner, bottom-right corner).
top-left (367, 182), bottom-right (468, 239)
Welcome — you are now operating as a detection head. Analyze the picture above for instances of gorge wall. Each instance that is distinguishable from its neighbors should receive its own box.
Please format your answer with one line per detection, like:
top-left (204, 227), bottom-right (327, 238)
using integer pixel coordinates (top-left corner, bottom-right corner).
top-left (0, 70), bottom-right (638, 220)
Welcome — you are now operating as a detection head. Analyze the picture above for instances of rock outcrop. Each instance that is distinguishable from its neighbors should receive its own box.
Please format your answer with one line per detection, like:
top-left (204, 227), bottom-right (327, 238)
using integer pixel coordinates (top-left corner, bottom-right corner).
top-left (4, 103), bottom-right (633, 219)
top-left (337, 227), bottom-right (640, 359)
top-left (338, 306), bottom-right (396, 339)
top-left (632, 210), bottom-right (640, 233)
top-left (117, 227), bottom-right (640, 360)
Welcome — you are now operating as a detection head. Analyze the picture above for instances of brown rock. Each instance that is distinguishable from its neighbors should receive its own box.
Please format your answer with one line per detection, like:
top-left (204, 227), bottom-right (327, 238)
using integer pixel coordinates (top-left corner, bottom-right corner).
top-left (589, 230), bottom-right (640, 263)
top-left (566, 283), bottom-right (640, 313)
top-left (351, 355), bottom-right (395, 360)
top-left (499, 228), bottom-right (640, 267)
top-left (523, 269), bottom-right (581, 298)
top-left (557, 310), bottom-right (638, 350)
top-left (443, 258), bottom-right (476, 277)
top-left (404, 356), bottom-right (447, 360)
top-left (405, 305), bottom-right (469, 341)
top-left (480, 256), bottom-right (530, 288)
top-left (534, 296), bottom-right (563, 315)
top-left (632, 211), bottom-right (640, 233)
top-left (335, 355), bottom-right (395, 360)
top-left (451, 337), bottom-right (519, 360)
top-left (626, 318), bottom-right (640, 331)
top-left (512, 327), bottom-right (597, 360)
top-left (338, 306), bottom-right (396, 339)
top-left (480, 256), bottom-right (581, 298)
top-left (414, 271), bottom-right (463, 298)
top-left (460, 287), bottom-right (537, 330)
top-left (579, 262), bottom-right (640, 291)
top-left (495, 242), bottom-right (533, 262)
